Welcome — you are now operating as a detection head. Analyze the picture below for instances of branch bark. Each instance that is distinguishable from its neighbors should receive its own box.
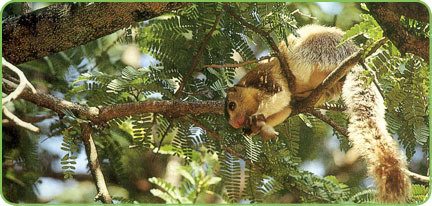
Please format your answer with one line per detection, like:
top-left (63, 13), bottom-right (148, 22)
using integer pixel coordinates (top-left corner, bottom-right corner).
top-left (366, 2), bottom-right (429, 63)
top-left (308, 109), bottom-right (348, 137)
top-left (2, 57), bottom-right (37, 104)
top-left (377, 2), bottom-right (429, 23)
top-left (2, 106), bottom-right (40, 133)
top-left (81, 123), bottom-right (112, 203)
top-left (403, 169), bottom-right (430, 183)
top-left (2, 2), bottom-right (191, 65)
top-left (98, 100), bottom-right (223, 122)
top-left (2, 78), bottom-right (224, 124)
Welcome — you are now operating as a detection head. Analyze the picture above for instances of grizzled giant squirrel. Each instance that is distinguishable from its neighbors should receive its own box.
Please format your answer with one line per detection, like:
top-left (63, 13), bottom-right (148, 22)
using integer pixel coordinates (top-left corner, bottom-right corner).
top-left (225, 24), bottom-right (410, 203)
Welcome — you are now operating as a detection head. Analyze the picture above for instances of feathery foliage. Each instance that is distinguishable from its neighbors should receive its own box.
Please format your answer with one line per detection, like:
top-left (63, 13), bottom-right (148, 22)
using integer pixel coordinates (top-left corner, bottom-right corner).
top-left (2, 2), bottom-right (428, 204)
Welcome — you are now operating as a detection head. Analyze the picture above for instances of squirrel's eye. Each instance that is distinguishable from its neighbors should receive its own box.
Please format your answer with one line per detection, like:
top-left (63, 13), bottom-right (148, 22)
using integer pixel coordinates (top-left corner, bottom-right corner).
top-left (228, 102), bottom-right (236, 111)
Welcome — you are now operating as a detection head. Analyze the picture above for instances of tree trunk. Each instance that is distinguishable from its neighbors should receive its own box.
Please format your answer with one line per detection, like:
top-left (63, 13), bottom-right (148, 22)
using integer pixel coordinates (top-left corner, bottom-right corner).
top-left (366, 2), bottom-right (429, 63)
top-left (2, 2), bottom-right (191, 65)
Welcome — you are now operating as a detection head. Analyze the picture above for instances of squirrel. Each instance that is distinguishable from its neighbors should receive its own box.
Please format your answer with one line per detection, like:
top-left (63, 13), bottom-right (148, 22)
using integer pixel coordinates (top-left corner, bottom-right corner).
top-left (225, 24), bottom-right (411, 203)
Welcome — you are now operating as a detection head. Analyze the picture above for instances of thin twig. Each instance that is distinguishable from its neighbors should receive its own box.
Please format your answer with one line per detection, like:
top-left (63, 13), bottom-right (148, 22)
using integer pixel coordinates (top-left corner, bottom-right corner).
top-left (181, 90), bottom-right (212, 96)
top-left (361, 62), bottom-right (385, 98)
top-left (403, 169), bottom-right (430, 183)
top-left (308, 109), bottom-right (348, 137)
top-left (154, 120), bottom-right (173, 156)
top-left (269, 9), bottom-right (318, 33)
top-left (183, 116), bottom-right (263, 171)
top-left (81, 123), bottom-right (113, 203)
top-left (223, 3), bottom-right (296, 94)
top-left (316, 103), bottom-right (346, 112)
top-left (2, 57), bottom-right (37, 105)
top-left (2, 106), bottom-right (40, 133)
top-left (175, 13), bottom-right (222, 97)
top-left (268, 10), bottom-right (317, 34)
top-left (290, 9), bottom-right (318, 21)
top-left (2, 114), bottom-right (55, 125)
top-left (203, 55), bottom-right (275, 69)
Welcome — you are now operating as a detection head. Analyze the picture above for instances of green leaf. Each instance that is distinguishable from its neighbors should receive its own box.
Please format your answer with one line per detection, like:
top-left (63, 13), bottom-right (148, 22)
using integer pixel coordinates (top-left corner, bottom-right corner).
top-left (299, 114), bottom-right (313, 128)
top-left (150, 189), bottom-right (177, 203)
top-left (205, 177), bottom-right (221, 186)
top-left (61, 154), bottom-right (70, 161)
top-left (178, 167), bottom-right (196, 185)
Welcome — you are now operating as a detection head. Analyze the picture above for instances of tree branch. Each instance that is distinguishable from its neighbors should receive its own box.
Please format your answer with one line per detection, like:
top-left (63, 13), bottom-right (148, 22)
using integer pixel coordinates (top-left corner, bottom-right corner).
top-left (2, 57), bottom-right (37, 104)
top-left (361, 62), bottom-right (385, 98)
top-left (175, 13), bottom-right (222, 97)
top-left (2, 114), bottom-right (54, 125)
top-left (3, 78), bottom-right (99, 119)
top-left (366, 2), bottom-right (429, 63)
top-left (2, 58), bottom-right (40, 132)
top-left (403, 169), bottom-right (430, 183)
top-left (308, 109), bottom-right (348, 137)
top-left (2, 78), bottom-right (224, 124)
top-left (316, 103), bottom-right (346, 112)
top-left (2, 106), bottom-right (40, 133)
top-left (380, 2), bottom-right (429, 23)
top-left (290, 9), bottom-right (318, 21)
top-left (3, 2), bottom-right (191, 65)
top-left (81, 123), bottom-right (112, 203)
top-left (98, 100), bottom-right (223, 122)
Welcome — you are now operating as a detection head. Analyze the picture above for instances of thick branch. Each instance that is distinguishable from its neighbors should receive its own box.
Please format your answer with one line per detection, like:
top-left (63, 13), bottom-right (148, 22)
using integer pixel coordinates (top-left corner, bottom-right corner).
top-left (3, 2), bottom-right (191, 65)
top-left (81, 123), bottom-right (112, 203)
top-left (366, 2), bottom-right (429, 63)
top-left (382, 2), bottom-right (429, 23)
top-left (2, 79), bottom-right (224, 124)
top-left (99, 100), bottom-right (223, 122)
top-left (3, 78), bottom-right (99, 119)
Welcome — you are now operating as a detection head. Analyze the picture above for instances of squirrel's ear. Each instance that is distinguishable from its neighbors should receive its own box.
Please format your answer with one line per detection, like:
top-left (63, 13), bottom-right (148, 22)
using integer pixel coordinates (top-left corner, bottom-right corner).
top-left (237, 81), bottom-right (246, 87)
top-left (226, 85), bottom-right (245, 93)
top-left (226, 87), bottom-right (237, 93)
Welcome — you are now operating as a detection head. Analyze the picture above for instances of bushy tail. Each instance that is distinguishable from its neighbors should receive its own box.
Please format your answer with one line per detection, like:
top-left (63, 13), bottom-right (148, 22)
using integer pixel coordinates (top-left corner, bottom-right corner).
top-left (342, 65), bottom-right (411, 203)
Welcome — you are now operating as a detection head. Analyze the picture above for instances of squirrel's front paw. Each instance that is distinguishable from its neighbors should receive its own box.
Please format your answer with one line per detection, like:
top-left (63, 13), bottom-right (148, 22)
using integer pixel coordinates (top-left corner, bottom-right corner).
top-left (260, 125), bottom-right (278, 141)
top-left (244, 114), bottom-right (278, 140)
top-left (246, 114), bottom-right (265, 126)
top-left (245, 114), bottom-right (266, 134)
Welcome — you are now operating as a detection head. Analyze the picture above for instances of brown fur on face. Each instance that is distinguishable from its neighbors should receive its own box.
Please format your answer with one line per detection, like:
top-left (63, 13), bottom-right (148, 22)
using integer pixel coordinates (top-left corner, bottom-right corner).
top-left (226, 86), bottom-right (262, 128)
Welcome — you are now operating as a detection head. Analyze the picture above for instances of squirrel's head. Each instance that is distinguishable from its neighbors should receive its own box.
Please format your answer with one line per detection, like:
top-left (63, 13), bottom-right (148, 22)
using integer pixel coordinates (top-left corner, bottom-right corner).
top-left (225, 86), bottom-right (260, 128)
